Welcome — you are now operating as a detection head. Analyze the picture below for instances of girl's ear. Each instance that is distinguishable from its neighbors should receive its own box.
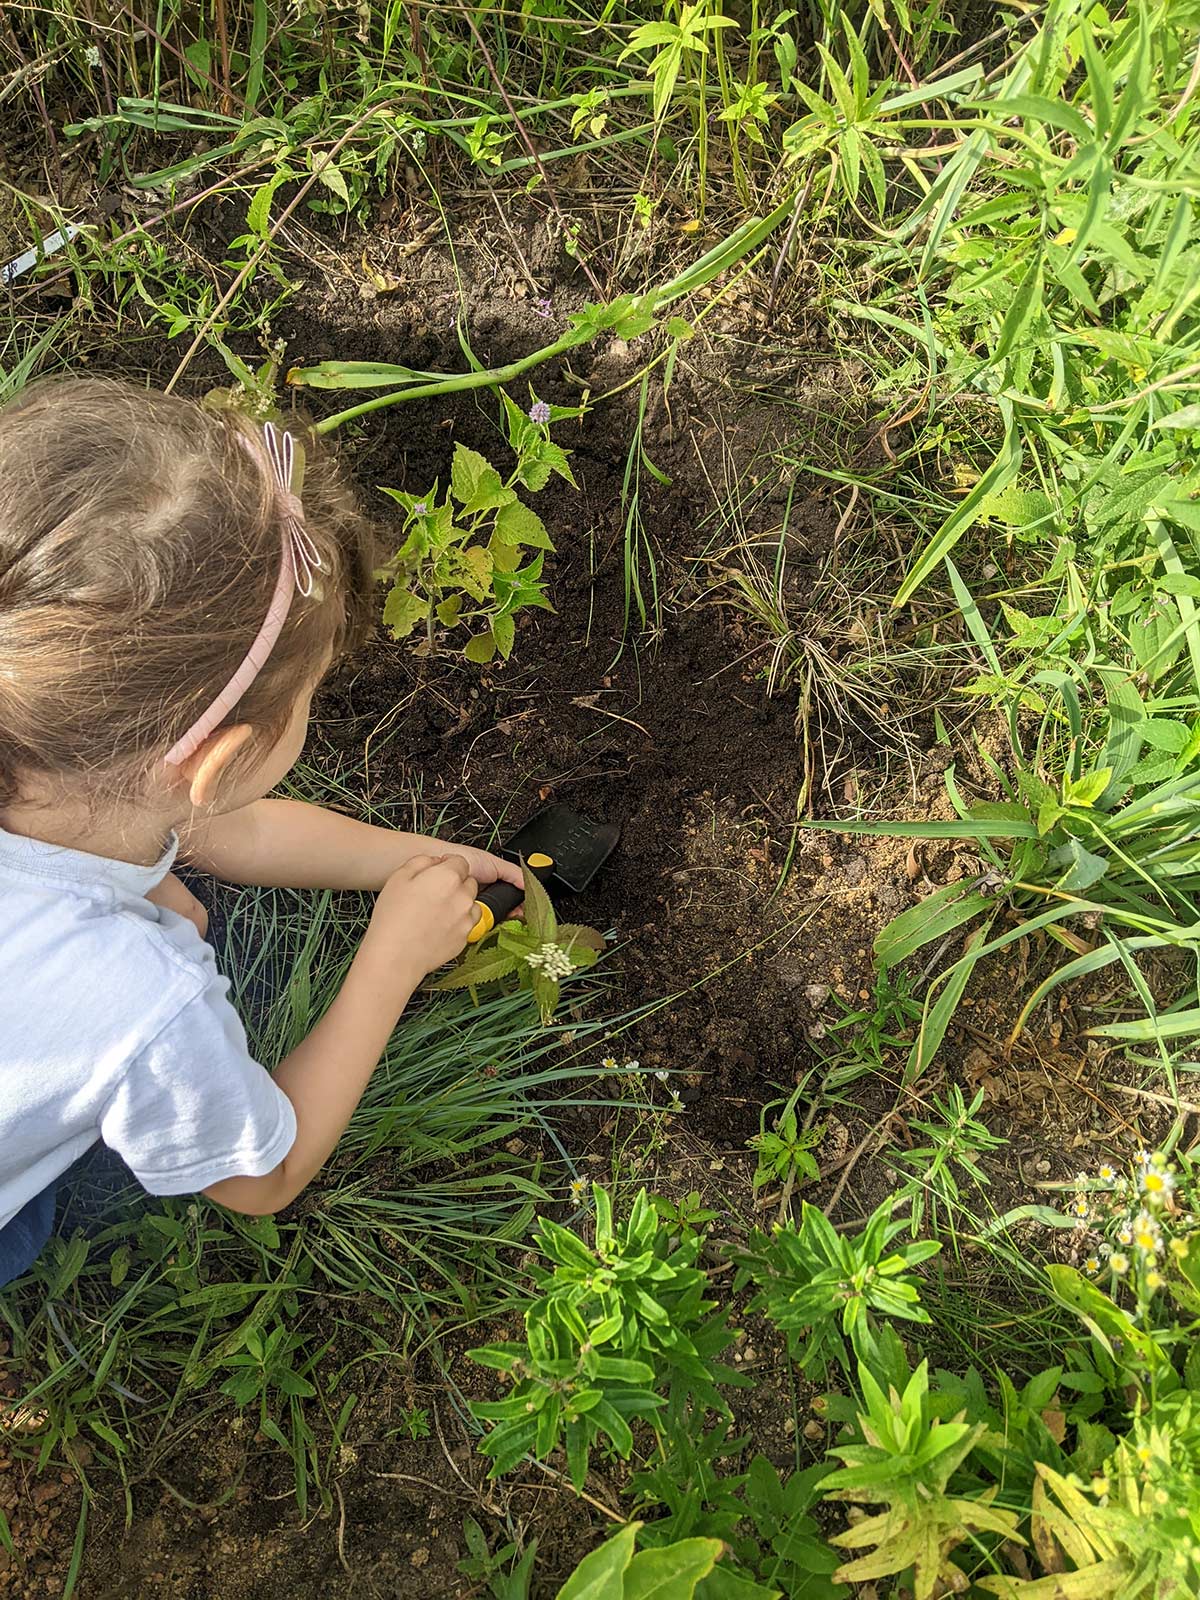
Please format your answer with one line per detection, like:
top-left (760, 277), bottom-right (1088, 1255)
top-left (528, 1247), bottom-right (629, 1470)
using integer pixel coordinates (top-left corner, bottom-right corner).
top-left (177, 723), bottom-right (255, 808)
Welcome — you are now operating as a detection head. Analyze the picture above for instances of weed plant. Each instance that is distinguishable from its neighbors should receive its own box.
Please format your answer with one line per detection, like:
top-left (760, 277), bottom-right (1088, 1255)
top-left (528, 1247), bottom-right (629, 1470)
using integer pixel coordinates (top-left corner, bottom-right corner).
top-left (479, 1167), bottom-right (1200, 1599)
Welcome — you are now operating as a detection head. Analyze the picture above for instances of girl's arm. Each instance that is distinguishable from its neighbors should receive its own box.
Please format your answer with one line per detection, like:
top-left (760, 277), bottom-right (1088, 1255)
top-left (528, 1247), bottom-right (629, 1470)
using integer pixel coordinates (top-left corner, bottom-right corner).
top-left (203, 854), bottom-right (477, 1215)
top-left (181, 797), bottom-right (523, 893)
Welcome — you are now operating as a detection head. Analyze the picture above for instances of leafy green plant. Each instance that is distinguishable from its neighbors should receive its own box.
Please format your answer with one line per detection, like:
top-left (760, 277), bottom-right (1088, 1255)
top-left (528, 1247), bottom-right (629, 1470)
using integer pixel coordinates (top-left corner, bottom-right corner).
top-left (813, 680), bottom-right (1200, 1080)
top-left (378, 392), bottom-right (576, 663)
top-left (651, 1190), bottom-right (721, 1236)
top-left (736, 1197), bottom-right (939, 1378)
top-left (552, 1521), bottom-right (728, 1600)
top-left (892, 1085), bottom-right (1006, 1235)
top-left (619, 4), bottom-right (737, 127)
top-left (218, 1316), bottom-right (319, 1411)
top-left (823, 1357), bottom-right (1023, 1599)
top-left (781, 15), bottom-right (891, 214)
top-left (457, 1516), bottom-right (538, 1600)
top-left (427, 856), bottom-right (604, 1024)
top-left (815, 969), bottom-right (922, 1090)
top-left (979, 1391), bottom-right (1200, 1600)
top-left (468, 1186), bottom-right (742, 1487)
top-left (634, 1439), bottom-right (846, 1600)
top-left (748, 1086), bottom-right (822, 1202)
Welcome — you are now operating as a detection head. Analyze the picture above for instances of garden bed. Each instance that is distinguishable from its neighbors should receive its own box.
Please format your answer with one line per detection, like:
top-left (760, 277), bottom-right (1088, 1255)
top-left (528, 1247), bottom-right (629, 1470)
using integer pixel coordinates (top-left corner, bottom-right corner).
top-left (3, 4), bottom-right (1199, 1597)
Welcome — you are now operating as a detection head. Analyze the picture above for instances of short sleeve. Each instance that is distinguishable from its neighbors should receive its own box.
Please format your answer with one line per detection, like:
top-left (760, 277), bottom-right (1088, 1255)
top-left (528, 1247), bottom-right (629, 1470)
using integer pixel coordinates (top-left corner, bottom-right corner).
top-left (98, 983), bottom-right (297, 1196)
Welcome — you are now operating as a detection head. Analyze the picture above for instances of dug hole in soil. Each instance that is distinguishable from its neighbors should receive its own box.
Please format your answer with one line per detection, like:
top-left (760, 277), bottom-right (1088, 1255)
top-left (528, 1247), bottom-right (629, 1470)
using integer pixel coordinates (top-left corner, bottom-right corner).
top-left (293, 237), bottom-right (898, 1144)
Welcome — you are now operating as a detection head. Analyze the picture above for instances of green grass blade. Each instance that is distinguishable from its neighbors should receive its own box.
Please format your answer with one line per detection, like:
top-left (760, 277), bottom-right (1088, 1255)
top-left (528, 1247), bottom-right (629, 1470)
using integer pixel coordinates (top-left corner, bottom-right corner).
top-left (894, 401), bottom-right (1021, 605)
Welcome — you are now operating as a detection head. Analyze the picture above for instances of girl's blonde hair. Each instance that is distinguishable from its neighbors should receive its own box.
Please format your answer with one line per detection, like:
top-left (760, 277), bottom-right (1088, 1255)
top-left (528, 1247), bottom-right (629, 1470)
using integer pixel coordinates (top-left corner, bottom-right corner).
top-left (0, 376), bottom-right (375, 807)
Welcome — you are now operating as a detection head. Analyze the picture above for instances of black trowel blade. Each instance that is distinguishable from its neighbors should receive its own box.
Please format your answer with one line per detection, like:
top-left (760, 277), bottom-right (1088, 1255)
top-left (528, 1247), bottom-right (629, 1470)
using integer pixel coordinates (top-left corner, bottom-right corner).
top-left (503, 804), bottom-right (620, 894)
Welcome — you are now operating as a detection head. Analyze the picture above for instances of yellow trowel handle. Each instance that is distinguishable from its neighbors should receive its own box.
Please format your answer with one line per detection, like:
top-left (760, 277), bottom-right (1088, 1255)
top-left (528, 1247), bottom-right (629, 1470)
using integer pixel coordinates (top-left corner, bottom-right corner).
top-left (467, 853), bottom-right (554, 943)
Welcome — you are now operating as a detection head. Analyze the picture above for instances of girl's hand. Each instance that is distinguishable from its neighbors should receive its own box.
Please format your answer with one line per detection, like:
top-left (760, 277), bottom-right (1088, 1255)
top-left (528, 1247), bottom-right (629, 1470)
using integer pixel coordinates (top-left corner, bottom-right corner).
top-left (445, 844), bottom-right (525, 892)
top-left (364, 854), bottom-right (480, 982)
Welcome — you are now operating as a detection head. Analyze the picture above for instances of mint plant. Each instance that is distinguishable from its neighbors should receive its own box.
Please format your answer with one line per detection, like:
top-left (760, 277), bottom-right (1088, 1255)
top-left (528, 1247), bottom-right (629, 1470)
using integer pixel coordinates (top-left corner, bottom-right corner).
top-left (378, 389), bottom-right (577, 664)
top-left (426, 858), bottom-right (603, 1024)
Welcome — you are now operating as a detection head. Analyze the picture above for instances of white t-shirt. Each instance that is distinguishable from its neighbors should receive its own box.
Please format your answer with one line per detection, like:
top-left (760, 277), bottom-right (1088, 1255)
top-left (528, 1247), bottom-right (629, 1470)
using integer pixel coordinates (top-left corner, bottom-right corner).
top-left (0, 825), bottom-right (297, 1231)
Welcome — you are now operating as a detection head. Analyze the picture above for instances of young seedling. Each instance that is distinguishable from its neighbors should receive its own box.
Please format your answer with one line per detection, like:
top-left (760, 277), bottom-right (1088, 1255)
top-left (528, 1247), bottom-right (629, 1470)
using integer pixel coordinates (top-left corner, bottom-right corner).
top-left (748, 1083), bottom-right (823, 1221)
top-left (377, 390), bottom-right (577, 663)
top-left (425, 857), bottom-right (603, 1023)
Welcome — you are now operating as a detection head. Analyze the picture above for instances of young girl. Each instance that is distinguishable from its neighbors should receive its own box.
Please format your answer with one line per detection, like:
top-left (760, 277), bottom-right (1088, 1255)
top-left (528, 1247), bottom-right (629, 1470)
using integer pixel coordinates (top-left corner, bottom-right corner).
top-left (0, 376), bottom-right (526, 1288)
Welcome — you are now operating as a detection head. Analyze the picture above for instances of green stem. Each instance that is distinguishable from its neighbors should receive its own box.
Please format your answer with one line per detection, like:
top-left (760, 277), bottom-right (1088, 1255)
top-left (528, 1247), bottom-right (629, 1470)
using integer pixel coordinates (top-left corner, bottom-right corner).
top-left (310, 196), bottom-right (797, 434)
top-left (312, 331), bottom-right (581, 434)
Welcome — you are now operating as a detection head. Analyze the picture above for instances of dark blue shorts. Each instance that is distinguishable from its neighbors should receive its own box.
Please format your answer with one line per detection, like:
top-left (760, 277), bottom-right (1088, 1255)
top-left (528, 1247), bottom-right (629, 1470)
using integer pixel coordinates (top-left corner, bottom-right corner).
top-left (0, 1183), bottom-right (57, 1289)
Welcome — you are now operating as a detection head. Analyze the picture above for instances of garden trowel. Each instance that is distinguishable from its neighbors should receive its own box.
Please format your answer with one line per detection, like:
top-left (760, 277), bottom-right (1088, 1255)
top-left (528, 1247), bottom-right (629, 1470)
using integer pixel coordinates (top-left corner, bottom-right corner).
top-left (467, 803), bottom-right (620, 943)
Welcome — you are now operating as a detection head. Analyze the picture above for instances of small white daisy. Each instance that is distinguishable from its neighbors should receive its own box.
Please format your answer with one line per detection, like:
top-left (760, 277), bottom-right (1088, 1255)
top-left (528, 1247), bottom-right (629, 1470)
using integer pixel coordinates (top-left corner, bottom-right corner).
top-left (1142, 1167), bottom-right (1175, 1201)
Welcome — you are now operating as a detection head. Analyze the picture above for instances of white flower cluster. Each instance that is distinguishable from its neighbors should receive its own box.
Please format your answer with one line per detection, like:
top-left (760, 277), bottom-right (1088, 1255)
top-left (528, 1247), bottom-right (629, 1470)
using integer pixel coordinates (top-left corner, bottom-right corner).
top-left (525, 941), bottom-right (574, 980)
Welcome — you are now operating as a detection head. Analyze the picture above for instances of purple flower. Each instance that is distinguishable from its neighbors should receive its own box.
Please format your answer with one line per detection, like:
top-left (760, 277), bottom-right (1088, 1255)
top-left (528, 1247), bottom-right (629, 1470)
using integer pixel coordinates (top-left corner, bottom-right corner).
top-left (529, 400), bottom-right (551, 425)
top-left (534, 297), bottom-right (552, 319)
top-left (412, 500), bottom-right (428, 515)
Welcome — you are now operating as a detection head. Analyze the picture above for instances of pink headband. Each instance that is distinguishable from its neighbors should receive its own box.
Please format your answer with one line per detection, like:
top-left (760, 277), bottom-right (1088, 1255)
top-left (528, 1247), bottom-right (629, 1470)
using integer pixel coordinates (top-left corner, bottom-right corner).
top-left (163, 422), bottom-right (323, 768)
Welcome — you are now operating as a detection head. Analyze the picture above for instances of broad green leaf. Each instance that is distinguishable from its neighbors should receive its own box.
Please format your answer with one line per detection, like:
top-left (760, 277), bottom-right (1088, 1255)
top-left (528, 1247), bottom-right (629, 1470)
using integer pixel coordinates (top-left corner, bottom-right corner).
top-left (623, 1540), bottom-right (723, 1600)
top-left (381, 586), bottom-right (429, 638)
top-left (246, 170), bottom-right (285, 237)
top-left (556, 1524), bottom-right (640, 1599)
top-left (696, 1566), bottom-right (781, 1600)
top-left (1153, 573), bottom-right (1200, 598)
top-left (464, 633), bottom-right (497, 664)
top-left (1138, 719), bottom-right (1191, 752)
top-left (977, 484), bottom-right (1055, 530)
top-left (1062, 768), bottom-right (1112, 807)
top-left (426, 948), bottom-right (518, 989)
top-left (494, 499), bottom-right (554, 549)
top-left (520, 856), bottom-right (558, 944)
top-left (1150, 403), bottom-right (1200, 431)
top-left (492, 612), bottom-right (516, 660)
top-left (1051, 837), bottom-right (1108, 892)
top-left (311, 154), bottom-right (350, 205)
top-left (451, 444), bottom-right (493, 506)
